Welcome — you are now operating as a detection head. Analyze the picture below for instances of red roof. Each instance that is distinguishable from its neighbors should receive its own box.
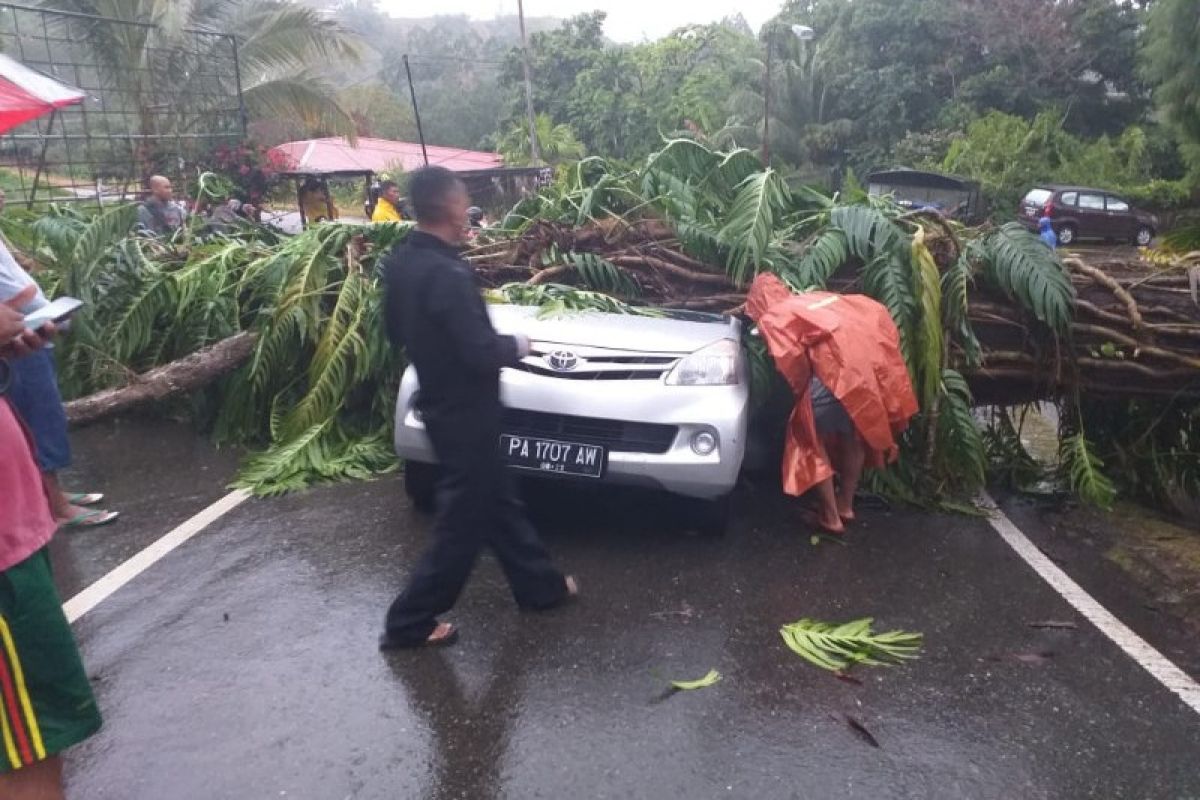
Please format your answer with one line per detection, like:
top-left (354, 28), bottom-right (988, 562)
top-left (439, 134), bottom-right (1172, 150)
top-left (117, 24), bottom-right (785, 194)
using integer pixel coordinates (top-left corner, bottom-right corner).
top-left (270, 137), bottom-right (504, 175)
top-left (0, 54), bottom-right (85, 135)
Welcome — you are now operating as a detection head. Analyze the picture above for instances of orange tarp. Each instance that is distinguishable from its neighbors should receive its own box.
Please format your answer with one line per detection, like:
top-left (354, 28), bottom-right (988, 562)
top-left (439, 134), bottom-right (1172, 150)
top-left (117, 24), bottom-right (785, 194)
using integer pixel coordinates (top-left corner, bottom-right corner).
top-left (746, 273), bottom-right (919, 496)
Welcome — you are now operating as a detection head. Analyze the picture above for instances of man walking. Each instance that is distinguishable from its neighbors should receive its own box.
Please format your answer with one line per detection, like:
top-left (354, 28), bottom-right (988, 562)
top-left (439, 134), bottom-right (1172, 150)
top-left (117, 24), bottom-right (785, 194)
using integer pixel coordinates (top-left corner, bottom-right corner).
top-left (380, 166), bottom-right (575, 649)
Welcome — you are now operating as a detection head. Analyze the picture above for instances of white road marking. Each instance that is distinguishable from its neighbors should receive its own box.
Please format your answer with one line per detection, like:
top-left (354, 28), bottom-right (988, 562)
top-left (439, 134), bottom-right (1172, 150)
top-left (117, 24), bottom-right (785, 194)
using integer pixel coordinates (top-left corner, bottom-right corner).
top-left (980, 491), bottom-right (1200, 715)
top-left (63, 489), bottom-right (251, 624)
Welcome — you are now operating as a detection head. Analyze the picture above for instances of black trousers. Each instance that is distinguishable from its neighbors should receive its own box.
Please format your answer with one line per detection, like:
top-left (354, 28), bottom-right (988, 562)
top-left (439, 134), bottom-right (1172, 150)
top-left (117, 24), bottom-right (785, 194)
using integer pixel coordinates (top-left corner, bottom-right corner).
top-left (385, 409), bottom-right (567, 643)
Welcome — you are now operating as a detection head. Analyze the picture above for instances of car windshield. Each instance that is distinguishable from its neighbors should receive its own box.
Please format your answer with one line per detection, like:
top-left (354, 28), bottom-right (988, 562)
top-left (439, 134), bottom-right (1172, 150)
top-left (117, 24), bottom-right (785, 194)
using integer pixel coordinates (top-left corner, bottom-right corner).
top-left (658, 308), bottom-right (727, 324)
top-left (1023, 189), bottom-right (1052, 205)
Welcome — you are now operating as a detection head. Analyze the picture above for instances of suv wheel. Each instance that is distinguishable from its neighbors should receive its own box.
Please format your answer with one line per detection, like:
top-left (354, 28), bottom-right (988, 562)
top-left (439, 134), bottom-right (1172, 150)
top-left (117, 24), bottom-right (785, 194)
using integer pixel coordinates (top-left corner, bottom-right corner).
top-left (682, 493), bottom-right (733, 537)
top-left (1134, 225), bottom-right (1154, 247)
top-left (404, 461), bottom-right (439, 513)
top-left (1056, 224), bottom-right (1077, 246)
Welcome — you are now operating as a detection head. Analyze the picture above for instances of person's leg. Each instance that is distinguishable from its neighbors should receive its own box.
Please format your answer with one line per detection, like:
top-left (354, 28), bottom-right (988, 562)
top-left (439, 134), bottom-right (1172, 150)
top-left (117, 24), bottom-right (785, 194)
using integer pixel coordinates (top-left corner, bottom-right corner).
top-left (383, 416), bottom-right (496, 646)
top-left (383, 457), bottom-right (487, 645)
top-left (0, 549), bottom-right (101, 797)
top-left (810, 435), bottom-right (844, 533)
top-left (833, 434), bottom-right (866, 521)
top-left (487, 468), bottom-right (570, 610)
top-left (6, 350), bottom-right (114, 525)
top-left (0, 755), bottom-right (65, 800)
top-left (40, 472), bottom-right (75, 521)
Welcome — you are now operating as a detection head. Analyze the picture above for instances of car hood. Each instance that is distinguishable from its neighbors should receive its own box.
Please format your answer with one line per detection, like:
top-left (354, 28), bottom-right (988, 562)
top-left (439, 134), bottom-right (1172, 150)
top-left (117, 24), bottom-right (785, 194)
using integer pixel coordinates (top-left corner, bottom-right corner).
top-left (486, 304), bottom-right (738, 354)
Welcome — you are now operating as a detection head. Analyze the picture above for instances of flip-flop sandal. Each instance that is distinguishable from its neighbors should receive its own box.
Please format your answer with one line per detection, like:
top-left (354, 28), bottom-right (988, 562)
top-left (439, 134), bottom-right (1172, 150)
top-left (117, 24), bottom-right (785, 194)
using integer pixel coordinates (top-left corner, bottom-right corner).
top-left (379, 623), bottom-right (459, 651)
top-left (68, 493), bottom-right (105, 507)
top-left (59, 510), bottom-right (120, 530)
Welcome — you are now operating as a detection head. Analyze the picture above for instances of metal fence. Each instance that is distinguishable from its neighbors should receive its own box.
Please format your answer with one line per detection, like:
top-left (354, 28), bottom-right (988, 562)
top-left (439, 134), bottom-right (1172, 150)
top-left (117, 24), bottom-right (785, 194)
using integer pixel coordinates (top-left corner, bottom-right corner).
top-left (0, 2), bottom-right (246, 208)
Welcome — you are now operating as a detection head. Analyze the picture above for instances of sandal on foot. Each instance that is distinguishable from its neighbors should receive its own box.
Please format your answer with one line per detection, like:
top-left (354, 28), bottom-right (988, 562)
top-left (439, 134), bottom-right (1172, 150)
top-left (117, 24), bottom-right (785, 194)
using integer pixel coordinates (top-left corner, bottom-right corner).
top-left (59, 509), bottom-right (119, 530)
top-left (68, 493), bottom-right (105, 507)
top-left (379, 622), bottom-right (459, 651)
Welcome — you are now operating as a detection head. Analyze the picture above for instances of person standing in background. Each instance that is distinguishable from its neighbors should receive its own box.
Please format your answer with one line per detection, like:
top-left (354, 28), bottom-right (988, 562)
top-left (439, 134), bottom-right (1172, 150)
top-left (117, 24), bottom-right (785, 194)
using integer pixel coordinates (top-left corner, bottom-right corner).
top-left (1038, 216), bottom-right (1058, 250)
top-left (0, 189), bottom-right (118, 529)
top-left (371, 180), bottom-right (405, 223)
top-left (136, 175), bottom-right (186, 235)
top-left (0, 303), bottom-right (103, 800)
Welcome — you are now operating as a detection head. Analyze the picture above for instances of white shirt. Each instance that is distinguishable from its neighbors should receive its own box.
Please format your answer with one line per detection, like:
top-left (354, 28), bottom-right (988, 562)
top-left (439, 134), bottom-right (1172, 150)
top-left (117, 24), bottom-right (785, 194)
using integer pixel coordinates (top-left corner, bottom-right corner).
top-left (0, 237), bottom-right (47, 313)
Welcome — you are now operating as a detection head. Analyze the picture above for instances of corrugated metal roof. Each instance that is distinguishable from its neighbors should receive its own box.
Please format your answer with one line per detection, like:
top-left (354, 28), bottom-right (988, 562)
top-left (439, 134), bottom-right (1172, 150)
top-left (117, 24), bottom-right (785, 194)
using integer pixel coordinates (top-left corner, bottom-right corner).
top-left (269, 137), bottom-right (504, 175)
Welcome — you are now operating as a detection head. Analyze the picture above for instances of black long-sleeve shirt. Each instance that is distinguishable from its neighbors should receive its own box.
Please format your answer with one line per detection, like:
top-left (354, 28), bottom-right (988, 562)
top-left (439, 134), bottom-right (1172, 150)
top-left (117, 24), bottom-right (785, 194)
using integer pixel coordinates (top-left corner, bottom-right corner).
top-left (383, 230), bottom-right (521, 416)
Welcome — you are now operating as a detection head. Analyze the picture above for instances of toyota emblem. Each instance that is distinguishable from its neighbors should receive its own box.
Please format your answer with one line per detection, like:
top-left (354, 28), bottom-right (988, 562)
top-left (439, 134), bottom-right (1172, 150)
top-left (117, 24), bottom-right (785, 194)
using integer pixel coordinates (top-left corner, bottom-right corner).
top-left (547, 350), bottom-right (579, 372)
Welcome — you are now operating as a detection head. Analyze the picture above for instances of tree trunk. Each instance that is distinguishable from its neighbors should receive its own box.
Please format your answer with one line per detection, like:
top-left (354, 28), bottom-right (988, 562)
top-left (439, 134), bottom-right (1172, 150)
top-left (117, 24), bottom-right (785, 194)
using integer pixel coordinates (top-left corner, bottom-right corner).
top-left (64, 332), bottom-right (258, 427)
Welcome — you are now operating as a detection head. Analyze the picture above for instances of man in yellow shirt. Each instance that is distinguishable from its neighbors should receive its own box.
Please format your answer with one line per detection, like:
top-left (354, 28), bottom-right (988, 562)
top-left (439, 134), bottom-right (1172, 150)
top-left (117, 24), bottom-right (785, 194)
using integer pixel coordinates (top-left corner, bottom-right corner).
top-left (371, 180), bottom-right (405, 223)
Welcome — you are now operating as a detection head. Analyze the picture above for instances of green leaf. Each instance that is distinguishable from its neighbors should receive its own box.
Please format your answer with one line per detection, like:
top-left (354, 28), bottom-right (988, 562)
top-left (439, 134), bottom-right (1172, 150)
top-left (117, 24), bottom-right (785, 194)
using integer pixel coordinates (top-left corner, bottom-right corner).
top-left (911, 228), bottom-right (944, 408)
top-left (780, 618), bottom-right (923, 672)
top-left (781, 228), bottom-right (849, 290)
top-left (717, 169), bottom-right (791, 286)
top-left (979, 223), bottom-right (1075, 334)
top-left (1059, 431), bottom-right (1117, 509)
top-left (669, 669), bottom-right (723, 691)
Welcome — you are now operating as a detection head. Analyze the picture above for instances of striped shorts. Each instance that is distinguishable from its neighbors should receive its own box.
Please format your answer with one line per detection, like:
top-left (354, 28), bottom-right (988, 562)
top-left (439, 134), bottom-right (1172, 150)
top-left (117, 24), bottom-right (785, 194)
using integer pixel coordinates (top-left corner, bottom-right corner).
top-left (0, 548), bottom-right (101, 771)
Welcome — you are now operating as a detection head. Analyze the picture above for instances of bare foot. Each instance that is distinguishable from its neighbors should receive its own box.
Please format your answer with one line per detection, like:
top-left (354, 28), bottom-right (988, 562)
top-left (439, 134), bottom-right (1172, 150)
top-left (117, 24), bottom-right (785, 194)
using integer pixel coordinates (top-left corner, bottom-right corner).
top-left (427, 622), bottom-right (457, 644)
top-left (816, 510), bottom-right (845, 535)
top-left (838, 504), bottom-right (856, 523)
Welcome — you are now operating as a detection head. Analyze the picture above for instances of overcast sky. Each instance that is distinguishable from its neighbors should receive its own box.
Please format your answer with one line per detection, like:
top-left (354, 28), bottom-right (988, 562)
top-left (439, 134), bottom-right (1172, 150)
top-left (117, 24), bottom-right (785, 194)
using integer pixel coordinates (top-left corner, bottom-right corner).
top-left (372, 0), bottom-right (782, 42)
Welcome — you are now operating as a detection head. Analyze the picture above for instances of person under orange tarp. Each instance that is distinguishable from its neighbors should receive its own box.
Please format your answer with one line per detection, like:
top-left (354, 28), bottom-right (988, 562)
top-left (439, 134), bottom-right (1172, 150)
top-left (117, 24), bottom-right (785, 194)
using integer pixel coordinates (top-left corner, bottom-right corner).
top-left (746, 273), bottom-right (918, 532)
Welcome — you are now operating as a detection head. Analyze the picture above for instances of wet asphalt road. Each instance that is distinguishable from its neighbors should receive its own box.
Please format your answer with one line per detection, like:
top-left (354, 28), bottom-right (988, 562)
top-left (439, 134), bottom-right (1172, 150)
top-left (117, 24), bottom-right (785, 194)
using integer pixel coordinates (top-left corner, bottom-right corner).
top-left (51, 419), bottom-right (1200, 800)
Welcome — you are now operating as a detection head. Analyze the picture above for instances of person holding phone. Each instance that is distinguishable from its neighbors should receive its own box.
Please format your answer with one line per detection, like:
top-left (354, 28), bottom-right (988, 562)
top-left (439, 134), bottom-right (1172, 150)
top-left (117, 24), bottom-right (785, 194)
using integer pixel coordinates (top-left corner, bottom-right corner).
top-left (0, 190), bottom-right (118, 529)
top-left (0, 304), bottom-right (104, 800)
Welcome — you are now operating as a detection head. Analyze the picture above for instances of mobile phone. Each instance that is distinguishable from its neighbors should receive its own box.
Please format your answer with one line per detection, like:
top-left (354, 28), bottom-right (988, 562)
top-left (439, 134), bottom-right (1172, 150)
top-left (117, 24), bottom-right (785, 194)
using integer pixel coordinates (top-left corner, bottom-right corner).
top-left (23, 297), bottom-right (83, 330)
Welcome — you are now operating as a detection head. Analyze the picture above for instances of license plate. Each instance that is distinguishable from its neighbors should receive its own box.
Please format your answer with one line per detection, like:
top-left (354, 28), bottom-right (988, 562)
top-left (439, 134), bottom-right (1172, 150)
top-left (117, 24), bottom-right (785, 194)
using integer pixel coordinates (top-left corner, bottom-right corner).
top-left (500, 435), bottom-right (605, 478)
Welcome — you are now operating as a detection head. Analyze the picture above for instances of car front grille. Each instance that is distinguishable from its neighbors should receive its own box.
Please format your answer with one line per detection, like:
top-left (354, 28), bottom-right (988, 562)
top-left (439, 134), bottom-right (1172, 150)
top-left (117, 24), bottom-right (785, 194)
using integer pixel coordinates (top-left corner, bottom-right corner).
top-left (512, 348), bottom-right (678, 381)
top-left (502, 408), bottom-right (678, 454)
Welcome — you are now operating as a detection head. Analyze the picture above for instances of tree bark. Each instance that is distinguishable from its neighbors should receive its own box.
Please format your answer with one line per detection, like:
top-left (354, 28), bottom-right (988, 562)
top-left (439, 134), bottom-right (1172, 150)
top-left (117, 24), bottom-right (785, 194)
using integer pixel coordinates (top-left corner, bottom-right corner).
top-left (64, 332), bottom-right (258, 427)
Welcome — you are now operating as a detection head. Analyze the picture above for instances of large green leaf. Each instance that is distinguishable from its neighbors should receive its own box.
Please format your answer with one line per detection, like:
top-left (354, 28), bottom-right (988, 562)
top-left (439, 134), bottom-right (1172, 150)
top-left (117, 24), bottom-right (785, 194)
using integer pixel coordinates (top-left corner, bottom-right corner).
top-left (979, 223), bottom-right (1075, 334)
top-left (1059, 431), bottom-right (1116, 509)
top-left (782, 228), bottom-right (849, 289)
top-left (780, 618), bottom-right (923, 672)
top-left (717, 169), bottom-right (791, 286)
top-left (911, 228), bottom-right (944, 408)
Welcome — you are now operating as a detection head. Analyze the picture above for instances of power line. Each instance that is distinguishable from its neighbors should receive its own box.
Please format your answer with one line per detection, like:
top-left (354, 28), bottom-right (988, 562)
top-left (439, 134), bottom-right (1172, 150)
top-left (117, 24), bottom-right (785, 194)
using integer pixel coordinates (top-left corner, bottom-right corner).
top-left (404, 54), bottom-right (506, 67)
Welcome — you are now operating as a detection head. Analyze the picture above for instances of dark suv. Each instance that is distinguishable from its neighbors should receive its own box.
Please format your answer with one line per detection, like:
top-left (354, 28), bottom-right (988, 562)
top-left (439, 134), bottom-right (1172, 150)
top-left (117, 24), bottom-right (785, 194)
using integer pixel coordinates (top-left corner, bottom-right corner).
top-left (1018, 185), bottom-right (1157, 246)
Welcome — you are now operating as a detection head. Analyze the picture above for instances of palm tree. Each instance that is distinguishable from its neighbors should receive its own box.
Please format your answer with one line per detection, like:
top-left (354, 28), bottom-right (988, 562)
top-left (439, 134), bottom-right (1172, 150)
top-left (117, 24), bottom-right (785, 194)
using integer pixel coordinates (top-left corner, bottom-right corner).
top-left (498, 113), bottom-right (585, 166)
top-left (39, 1), bottom-right (362, 145)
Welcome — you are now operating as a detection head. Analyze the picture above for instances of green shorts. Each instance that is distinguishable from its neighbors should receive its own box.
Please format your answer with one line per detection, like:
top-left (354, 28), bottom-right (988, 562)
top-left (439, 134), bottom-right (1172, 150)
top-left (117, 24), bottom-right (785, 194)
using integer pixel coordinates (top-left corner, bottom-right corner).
top-left (0, 548), bottom-right (101, 772)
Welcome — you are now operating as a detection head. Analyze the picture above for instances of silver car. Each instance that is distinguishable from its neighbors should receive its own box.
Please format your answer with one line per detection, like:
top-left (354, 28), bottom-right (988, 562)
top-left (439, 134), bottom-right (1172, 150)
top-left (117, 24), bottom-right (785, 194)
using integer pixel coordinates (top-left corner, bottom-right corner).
top-left (394, 304), bottom-right (751, 534)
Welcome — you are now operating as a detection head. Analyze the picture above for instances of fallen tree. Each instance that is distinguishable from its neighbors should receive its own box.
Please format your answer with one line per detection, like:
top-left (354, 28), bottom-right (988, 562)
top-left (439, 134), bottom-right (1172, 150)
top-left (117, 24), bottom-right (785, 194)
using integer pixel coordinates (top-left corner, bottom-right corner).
top-left (63, 331), bottom-right (257, 425)
top-left (12, 142), bottom-right (1199, 509)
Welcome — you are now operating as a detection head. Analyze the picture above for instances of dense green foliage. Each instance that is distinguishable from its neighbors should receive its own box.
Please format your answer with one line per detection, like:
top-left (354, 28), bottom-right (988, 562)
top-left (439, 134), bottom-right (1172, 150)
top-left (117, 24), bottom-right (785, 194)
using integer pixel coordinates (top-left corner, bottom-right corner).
top-left (43, 0), bottom-right (364, 142)
top-left (307, 0), bottom-right (1192, 221)
top-left (1141, 0), bottom-right (1200, 175)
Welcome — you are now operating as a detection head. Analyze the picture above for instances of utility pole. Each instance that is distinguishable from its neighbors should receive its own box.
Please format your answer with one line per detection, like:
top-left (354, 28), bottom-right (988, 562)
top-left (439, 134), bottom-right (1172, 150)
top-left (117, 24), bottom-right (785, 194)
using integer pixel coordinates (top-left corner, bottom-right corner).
top-left (517, 0), bottom-right (541, 164)
top-left (402, 55), bottom-right (429, 166)
top-left (762, 36), bottom-right (773, 165)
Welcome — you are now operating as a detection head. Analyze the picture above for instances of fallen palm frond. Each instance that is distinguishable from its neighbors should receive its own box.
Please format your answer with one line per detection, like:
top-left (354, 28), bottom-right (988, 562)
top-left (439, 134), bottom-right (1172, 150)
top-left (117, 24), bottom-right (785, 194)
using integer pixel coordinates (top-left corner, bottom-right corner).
top-left (12, 136), bottom-right (1197, 508)
top-left (780, 618), bottom-right (924, 672)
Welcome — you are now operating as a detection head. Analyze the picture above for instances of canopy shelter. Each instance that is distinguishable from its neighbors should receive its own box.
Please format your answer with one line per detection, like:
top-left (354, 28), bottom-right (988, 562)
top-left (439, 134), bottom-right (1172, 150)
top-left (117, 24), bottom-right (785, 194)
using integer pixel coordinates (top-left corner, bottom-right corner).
top-left (0, 54), bottom-right (85, 206)
top-left (0, 53), bottom-right (85, 135)
top-left (274, 168), bottom-right (373, 229)
top-left (269, 137), bottom-right (503, 176)
top-left (866, 169), bottom-right (985, 223)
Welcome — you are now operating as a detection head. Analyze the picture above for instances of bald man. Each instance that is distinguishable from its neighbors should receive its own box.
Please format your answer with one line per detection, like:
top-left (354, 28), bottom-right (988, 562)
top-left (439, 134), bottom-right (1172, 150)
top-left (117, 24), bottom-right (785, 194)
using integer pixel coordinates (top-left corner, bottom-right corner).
top-left (137, 175), bottom-right (186, 235)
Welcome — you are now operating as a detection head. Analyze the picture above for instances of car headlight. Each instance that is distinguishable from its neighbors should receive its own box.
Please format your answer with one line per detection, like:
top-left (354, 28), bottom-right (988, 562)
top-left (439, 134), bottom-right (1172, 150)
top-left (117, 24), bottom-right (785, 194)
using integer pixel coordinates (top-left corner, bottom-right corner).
top-left (665, 339), bottom-right (741, 386)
